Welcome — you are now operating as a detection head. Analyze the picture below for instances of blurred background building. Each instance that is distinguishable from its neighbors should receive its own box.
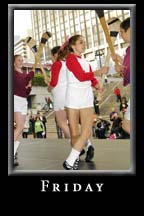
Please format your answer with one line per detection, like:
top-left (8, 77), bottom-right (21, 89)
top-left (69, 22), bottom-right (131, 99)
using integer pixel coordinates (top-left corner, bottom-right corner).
top-left (31, 9), bottom-right (130, 69)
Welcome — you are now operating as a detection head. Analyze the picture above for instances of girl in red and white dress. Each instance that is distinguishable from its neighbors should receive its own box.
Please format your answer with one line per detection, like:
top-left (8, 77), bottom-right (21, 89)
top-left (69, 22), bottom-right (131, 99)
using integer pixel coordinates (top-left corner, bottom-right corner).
top-left (46, 46), bottom-right (71, 139)
top-left (14, 55), bottom-right (34, 166)
top-left (63, 34), bottom-right (108, 170)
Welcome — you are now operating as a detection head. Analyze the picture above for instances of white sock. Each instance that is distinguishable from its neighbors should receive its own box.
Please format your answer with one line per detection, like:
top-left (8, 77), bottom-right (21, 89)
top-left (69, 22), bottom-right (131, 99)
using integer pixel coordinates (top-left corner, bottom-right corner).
top-left (14, 141), bottom-right (20, 156)
top-left (85, 139), bottom-right (92, 151)
top-left (66, 148), bottom-right (80, 166)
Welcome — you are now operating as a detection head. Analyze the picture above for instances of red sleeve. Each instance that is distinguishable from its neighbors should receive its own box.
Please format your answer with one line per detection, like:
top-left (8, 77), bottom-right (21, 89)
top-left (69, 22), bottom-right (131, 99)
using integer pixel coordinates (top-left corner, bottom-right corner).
top-left (91, 77), bottom-right (98, 87)
top-left (50, 61), bottom-right (62, 87)
top-left (26, 71), bottom-right (34, 82)
top-left (89, 65), bottom-right (99, 87)
top-left (66, 54), bottom-right (94, 81)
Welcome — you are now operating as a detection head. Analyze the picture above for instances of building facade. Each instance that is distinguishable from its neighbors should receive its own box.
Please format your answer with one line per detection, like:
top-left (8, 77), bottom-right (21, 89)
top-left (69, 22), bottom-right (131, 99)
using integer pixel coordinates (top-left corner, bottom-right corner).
top-left (14, 38), bottom-right (35, 62)
top-left (31, 9), bottom-right (130, 68)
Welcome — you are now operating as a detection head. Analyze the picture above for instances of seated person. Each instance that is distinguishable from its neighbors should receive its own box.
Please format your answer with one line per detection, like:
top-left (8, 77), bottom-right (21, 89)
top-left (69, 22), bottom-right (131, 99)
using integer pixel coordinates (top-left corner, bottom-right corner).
top-left (96, 117), bottom-right (110, 139)
top-left (109, 107), bottom-right (118, 121)
top-left (110, 113), bottom-right (130, 139)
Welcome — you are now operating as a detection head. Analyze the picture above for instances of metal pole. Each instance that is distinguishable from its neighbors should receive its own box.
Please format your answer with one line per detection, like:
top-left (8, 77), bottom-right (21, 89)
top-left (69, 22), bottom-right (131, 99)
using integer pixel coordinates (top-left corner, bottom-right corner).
top-left (95, 50), bottom-right (104, 68)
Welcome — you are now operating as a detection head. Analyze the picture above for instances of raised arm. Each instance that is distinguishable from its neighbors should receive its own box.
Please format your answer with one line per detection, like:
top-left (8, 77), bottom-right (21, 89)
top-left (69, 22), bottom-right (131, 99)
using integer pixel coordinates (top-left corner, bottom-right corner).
top-left (39, 63), bottom-right (50, 86)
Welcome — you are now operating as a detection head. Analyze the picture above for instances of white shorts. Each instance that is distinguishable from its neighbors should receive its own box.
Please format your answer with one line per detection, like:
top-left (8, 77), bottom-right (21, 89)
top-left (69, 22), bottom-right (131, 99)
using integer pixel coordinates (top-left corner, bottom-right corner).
top-left (53, 100), bottom-right (66, 111)
top-left (14, 95), bottom-right (28, 115)
top-left (125, 99), bottom-right (130, 120)
top-left (52, 86), bottom-right (66, 111)
top-left (65, 86), bottom-right (94, 109)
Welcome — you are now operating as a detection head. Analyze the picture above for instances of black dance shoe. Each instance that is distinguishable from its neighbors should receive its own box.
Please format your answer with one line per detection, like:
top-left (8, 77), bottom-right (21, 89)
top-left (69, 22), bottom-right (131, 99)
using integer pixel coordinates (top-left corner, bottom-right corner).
top-left (63, 161), bottom-right (74, 170)
top-left (85, 146), bottom-right (94, 162)
top-left (14, 159), bottom-right (19, 167)
top-left (14, 154), bottom-right (19, 167)
top-left (79, 149), bottom-right (85, 156)
top-left (73, 157), bottom-right (80, 170)
top-left (63, 160), bottom-right (79, 170)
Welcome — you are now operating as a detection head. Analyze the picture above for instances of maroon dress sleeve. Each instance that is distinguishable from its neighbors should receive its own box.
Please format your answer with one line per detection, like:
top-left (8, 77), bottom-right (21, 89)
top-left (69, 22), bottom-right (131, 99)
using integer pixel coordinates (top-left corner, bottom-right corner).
top-left (26, 71), bottom-right (34, 83)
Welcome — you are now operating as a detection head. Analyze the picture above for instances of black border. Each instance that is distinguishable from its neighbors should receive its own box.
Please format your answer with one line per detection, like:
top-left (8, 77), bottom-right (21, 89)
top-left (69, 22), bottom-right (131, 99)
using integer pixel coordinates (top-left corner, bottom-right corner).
top-left (8, 4), bottom-right (140, 195)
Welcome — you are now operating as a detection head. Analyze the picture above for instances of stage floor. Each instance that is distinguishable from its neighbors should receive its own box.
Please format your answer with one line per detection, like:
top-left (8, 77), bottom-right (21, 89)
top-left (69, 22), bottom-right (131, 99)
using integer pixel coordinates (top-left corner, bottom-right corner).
top-left (10, 138), bottom-right (133, 175)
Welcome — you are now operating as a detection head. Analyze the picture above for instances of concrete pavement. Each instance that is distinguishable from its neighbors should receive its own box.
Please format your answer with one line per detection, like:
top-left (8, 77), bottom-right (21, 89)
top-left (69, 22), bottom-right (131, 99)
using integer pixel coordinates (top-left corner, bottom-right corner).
top-left (12, 138), bottom-right (132, 174)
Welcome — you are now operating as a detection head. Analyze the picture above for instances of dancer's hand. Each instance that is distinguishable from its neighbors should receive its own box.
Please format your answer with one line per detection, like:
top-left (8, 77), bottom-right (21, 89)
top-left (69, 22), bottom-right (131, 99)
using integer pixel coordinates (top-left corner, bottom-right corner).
top-left (95, 83), bottom-right (104, 93)
top-left (115, 64), bottom-right (126, 76)
top-left (94, 66), bottom-right (109, 76)
top-left (111, 53), bottom-right (123, 64)
top-left (100, 66), bottom-right (109, 74)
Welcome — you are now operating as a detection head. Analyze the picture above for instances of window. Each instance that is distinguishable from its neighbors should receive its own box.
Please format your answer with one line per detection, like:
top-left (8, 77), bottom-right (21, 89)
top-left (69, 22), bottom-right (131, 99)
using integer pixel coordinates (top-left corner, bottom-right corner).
top-left (69, 11), bottom-right (73, 19)
top-left (110, 10), bottom-right (117, 17)
top-left (61, 25), bottom-right (64, 30)
top-left (75, 18), bottom-right (79, 25)
top-left (50, 22), bottom-right (54, 27)
top-left (62, 10), bottom-right (67, 16)
top-left (116, 10), bottom-right (122, 16)
top-left (71, 27), bottom-right (74, 32)
top-left (60, 17), bottom-right (63, 24)
top-left (85, 12), bottom-right (90, 20)
top-left (91, 10), bottom-right (96, 18)
top-left (86, 27), bottom-right (91, 36)
top-left (86, 20), bottom-right (90, 27)
top-left (80, 15), bottom-right (84, 22)
top-left (91, 18), bottom-right (96, 25)
top-left (51, 27), bottom-right (55, 33)
top-left (92, 25), bottom-right (97, 36)
top-left (123, 10), bottom-right (130, 19)
top-left (79, 10), bottom-right (83, 15)
top-left (50, 15), bottom-right (53, 21)
top-left (65, 22), bottom-right (69, 28)
top-left (66, 29), bottom-right (70, 35)
top-left (70, 19), bottom-right (74, 25)
top-left (87, 36), bottom-right (92, 48)
top-left (61, 37), bottom-right (65, 43)
top-left (81, 29), bottom-right (86, 38)
top-left (61, 31), bottom-right (65, 37)
top-left (71, 28), bottom-right (75, 34)
top-left (80, 22), bottom-right (84, 29)
top-left (75, 25), bottom-right (80, 31)
top-left (104, 12), bottom-right (109, 21)
top-left (74, 10), bottom-right (78, 18)
top-left (56, 26), bottom-right (59, 31)
top-left (52, 35), bottom-right (55, 40)
top-left (93, 38), bottom-right (99, 47)
top-left (99, 32), bottom-right (105, 46)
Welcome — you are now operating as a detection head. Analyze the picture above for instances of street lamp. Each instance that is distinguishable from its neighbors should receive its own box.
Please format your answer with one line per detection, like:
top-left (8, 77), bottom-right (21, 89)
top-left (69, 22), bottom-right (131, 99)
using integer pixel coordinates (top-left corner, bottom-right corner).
top-left (95, 50), bottom-right (104, 68)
